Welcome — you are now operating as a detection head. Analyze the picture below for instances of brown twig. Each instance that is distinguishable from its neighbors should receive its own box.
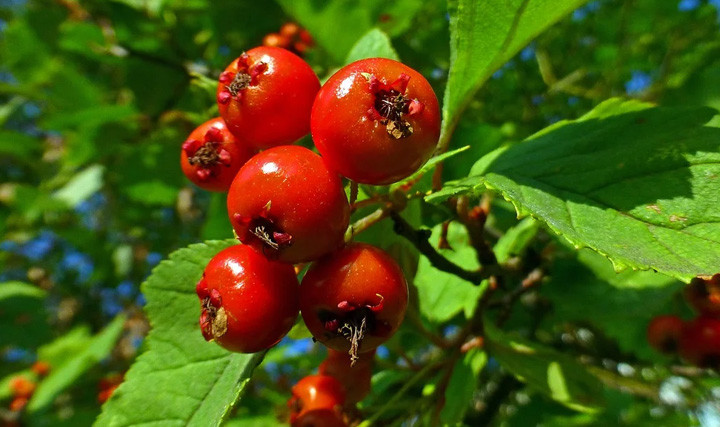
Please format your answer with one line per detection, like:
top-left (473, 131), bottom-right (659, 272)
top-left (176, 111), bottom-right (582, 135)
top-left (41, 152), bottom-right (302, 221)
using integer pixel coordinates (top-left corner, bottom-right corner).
top-left (390, 212), bottom-right (498, 284)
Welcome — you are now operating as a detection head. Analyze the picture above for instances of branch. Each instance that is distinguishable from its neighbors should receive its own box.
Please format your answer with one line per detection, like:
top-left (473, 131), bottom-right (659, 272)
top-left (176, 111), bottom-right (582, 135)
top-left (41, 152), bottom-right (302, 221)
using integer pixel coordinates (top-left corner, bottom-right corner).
top-left (390, 212), bottom-right (498, 284)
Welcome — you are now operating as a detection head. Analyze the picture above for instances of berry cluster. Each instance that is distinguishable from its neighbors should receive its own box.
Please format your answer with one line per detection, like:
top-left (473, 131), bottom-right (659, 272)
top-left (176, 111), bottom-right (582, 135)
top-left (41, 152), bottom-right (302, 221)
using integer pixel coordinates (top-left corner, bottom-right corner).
top-left (179, 39), bottom-right (440, 423)
top-left (4, 362), bottom-right (50, 417)
top-left (647, 274), bottom-right (720, 368)
top-left (262, 22), bottom-right (315, 57)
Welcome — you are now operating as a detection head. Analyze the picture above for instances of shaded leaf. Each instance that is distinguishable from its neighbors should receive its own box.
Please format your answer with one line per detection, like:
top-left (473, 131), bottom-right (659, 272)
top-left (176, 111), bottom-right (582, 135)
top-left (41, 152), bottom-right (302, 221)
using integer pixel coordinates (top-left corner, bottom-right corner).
top-left (0, 281), bottom-right (50, 349)
top-left (485, 320), bottom-right (605, 412)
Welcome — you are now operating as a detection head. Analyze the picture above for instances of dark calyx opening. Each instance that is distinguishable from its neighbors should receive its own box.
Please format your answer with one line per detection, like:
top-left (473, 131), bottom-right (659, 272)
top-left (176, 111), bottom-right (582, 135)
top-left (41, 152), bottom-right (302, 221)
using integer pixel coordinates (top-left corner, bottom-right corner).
top-left (233, 213), bottom-right (293, 256)
top-left (319, 300), bottom-right (388, 366)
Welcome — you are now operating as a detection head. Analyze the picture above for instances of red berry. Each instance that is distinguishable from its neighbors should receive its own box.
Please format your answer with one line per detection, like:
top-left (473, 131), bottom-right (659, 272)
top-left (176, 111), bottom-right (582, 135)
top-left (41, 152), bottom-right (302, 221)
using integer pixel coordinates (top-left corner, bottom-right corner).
top-left (288, 375), bottom-right (346, 427)
top-left (9, 396), bottom-right (28, 412)
top-left (647, 315), bottom-right (684, 354)
top-left (311, 57), bottom-right (440, 185)
top-left (180, 117), bottom-right (255, 192)
top-left (227, 146), bottom-right (350, 264)
top-left (31, 361), bottom-right (51, 377)
top-left (9, 376), bottom-right (36, 399)
top-left (679, 316), bottom-right (720, 368)
top-left (300, 243), bottom-right (408, 362)
top-left (196, 245), bottom-right (299, 353)
top-left (98, 384), bottom-right (119, 404)
top-left (280, 22), bottom-right (301, 38)
top-left (217, 47), bottom-right (320, 149)
top-left (684, 274), bottom-right (720, 317)
top-left (319, 349), bottom-right (374, 404)
top-left (262, 32), bottom-right (291, 49)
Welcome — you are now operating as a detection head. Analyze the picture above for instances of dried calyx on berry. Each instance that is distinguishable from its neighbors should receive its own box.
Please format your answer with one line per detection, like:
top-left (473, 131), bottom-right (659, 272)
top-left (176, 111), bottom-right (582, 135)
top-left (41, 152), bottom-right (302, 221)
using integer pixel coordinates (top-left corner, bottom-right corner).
top-left (180, 117), bottom-right (254, 192)
top-left (182, 126), bottom-right (232, 181)
top-left (217, 53), bottom-right (268, 106)
top-left (232, 203), bottom-right (293, 257)
top-left (365, 72), bottom-right (425, 140)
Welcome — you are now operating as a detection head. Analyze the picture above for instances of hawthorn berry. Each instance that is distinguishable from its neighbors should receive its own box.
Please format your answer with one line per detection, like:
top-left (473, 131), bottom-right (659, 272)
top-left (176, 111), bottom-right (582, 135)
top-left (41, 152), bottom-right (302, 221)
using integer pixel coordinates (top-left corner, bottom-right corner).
top-left (227, 145), bottom-right (350, 264)
top-left (217, 46), bottom-right (320, 149)
top-left (646, 315), bottom-right (684, 354)
top-left (288, 375), bottom-right (347, 427)
top-left (311, 57), bottom-right (441, 185)
top-left (319, 349), bottom-right (374, 404)
top-left (684, 274), bottom-right (720, 317)
top-left (9, 376), bottom-right (36, 399)
top-left (679, 316), bottom-right (720, 369)
top-left (300, 243), bottom-right (408, 363)
top-left (180, 117), bottom-right (255, 192)
top-left (196, 244), bottom-right (299, 353)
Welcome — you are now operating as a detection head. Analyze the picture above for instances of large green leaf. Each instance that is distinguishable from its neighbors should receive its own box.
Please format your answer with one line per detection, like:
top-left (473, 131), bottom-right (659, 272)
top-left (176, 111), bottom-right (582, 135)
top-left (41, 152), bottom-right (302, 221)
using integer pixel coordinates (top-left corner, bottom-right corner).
top-left (484, 320), bottom-right (605, 412)
top-left (96, 240), bottom-right (265, 427)
top-left (27, 315), bottom-right (125, 413)
top-left (430, 99), bottom-right (720, 280)
top-left (441, 0), bottom-right (589, 144)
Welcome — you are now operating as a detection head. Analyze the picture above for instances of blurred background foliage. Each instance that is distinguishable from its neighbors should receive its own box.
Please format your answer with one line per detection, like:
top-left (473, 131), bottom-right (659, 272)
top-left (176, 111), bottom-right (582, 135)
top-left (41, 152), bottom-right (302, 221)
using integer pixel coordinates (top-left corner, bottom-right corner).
top-left (1, 0), bottom-right (720, 425)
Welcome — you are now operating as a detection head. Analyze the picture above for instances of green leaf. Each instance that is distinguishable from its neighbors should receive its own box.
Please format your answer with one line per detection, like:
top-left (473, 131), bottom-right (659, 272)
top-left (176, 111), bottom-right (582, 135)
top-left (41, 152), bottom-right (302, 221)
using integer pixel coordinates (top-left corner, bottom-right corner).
top-left (493, 217), bottom-right (540, 264)
top-left (52, 164), bottom-right (104, 208)
top-left (0, 282), bottom-right (50, 349)
top-left (27, 315), bottom-right (125, 413)
top-left (441, 0), bottom-right (589, 143)
top-left (413, 222), bottom-right (485, 323)
top-left (484, 320), bottom-right (605, 412)
top-left (389, 145), bottom-right (470, 193)
top-left (96, 240), bottom-right (266, 427)
top-left (440, 349), bottom-right (487, 425)
top-left (345, 28), bottom-right (399, 64)
top-left (0, 131), bottom-right (42, 159)
top-left (542, 248), bottom-right (684, 361)
top-left (434, 99), bottom-right (720, 279)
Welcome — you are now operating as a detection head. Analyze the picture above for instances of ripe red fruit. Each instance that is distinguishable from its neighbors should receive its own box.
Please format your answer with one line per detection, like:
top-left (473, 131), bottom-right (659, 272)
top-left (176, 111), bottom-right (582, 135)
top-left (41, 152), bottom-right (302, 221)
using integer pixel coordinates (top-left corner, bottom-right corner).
top-left (180, 117), bottom-right (255, 192)
top-left (679, 316), bottom-right (720, 368)
top-left (319, 349), bottom-right (374, 404)
top-left (288, 375), bottom-right (346, 427)
top-left (684, 274), bottom-right (720, 317)
top-left (9, 396), bottom-right (28, 412)
top-left (227, 146), bottom-right (350, 264)
top-left (646, 315), bottom-right (684, 354)
top-left (217, 46), bottom-right (320, 149)
top-left (300, 243), bottom-right (408, 362)
top-left (31, 361), bottom-right (51, 377)
top-left (9, 376), bottom-right (36, 399)
top-left (196, 245), bottom-right (299, 353)
top-left (311, 57), bottom-right (441, 185)
top-left (262, 33), bottom-right (290, 49)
